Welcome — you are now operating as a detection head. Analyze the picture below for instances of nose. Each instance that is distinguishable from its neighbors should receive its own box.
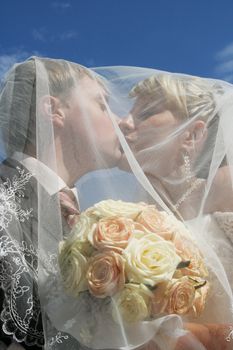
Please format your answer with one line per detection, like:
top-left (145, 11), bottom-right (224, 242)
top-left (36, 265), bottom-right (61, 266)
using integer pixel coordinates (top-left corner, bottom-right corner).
top-left (118, 115), bottom-right (135, 135)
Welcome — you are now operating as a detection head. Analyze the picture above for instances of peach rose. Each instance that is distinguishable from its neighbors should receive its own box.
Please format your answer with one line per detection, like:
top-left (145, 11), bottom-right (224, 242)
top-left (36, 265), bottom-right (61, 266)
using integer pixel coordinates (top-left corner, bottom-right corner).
top-left (165, 277), bottom-right (196, 315)
top-left (113, 283), bottom-right (151, 323)
top-left (173, 235), bottom-right (208, 278)
top-left (152, 278), bottom-right (208, 317)
top-left (191, 281), bottom-right (209, 317)
top-left (136, 207), bottom-right (175, 240)
top-left (87, 251), bottom-right (125, 298)
top-left (89, 217), bottom-right (133, 252)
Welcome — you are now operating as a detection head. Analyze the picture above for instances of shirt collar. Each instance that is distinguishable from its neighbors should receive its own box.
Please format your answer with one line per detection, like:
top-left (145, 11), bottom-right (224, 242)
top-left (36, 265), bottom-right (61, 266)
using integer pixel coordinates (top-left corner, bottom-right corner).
top-left (13, 152), bottom-right (70, 196)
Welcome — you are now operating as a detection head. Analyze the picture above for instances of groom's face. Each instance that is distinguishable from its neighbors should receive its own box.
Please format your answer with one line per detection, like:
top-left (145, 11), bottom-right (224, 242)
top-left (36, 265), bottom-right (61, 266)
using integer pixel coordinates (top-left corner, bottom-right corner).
top-left (62, 76), bottom-right (122, 171)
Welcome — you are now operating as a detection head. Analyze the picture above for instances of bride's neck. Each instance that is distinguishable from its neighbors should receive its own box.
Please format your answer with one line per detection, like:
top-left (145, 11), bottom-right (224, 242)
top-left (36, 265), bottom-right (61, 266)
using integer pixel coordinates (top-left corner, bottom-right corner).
top-left (146, 173), bottom-right (204, 220)
top-left (147, 173), bottom-right (189, 201)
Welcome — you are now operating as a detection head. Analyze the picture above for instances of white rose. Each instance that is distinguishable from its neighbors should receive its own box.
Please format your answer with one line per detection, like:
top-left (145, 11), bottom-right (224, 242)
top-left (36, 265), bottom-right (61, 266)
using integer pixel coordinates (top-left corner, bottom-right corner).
top-left (124, 231), bottom-right (181, 287)
top-left (58, 239), bottom-right (88, 296)
top-left (86, 200), bottom-right (146, 220)
top-left (69, 213), bottom-right (94, 256)
top-left (71, 213), bottom-right (94, 240)
top-left (113, 283), bottom-right (152, 323)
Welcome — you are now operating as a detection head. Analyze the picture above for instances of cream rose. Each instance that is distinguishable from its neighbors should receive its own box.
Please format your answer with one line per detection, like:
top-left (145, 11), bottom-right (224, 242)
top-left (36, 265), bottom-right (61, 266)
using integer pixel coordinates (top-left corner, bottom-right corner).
top-left (71, 213), bottom-right (94, 240)
top-left (86, 200), bottom-right (146, 220)
top-left (124, 231), bottom-right (181, 286)
top-left (165, 277), bottom-right (196, 315)
top-left (69, 213), bottom-right (94, 256)
top-left (58, 239), bottom-right (88, 296)
top-left (89, 216), bottom-right (133, 252)
top-left (87, 251), bottom-right (125, 298)
top-left (113, 283), bottom-right (151, 323)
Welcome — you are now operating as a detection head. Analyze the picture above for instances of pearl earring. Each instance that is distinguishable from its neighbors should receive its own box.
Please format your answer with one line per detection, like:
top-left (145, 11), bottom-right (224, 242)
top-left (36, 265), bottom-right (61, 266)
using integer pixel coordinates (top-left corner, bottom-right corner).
top-left (183, 151), bottom-right (192, 183)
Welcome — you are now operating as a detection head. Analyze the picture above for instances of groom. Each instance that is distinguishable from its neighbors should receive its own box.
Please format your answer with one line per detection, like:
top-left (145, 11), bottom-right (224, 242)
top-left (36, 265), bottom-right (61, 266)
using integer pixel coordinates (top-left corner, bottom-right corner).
top-left (0, 57), bottom-right (121, 349)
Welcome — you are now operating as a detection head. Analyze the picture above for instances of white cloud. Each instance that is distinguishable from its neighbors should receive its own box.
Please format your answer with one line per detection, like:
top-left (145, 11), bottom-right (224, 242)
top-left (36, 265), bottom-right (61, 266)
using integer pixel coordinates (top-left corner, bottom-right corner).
top-left (0, 50), bottom-right (42, 82)
top-left (32, 27), bottom-right (77, 42)
top-left (60, 31), bottom-right (77, 40)
top-left (32, 28), bottom-right (47, 42)
top-left (215, 42), bottom-right (233, 83)
top-left (51, 2), bottom-right (71, 9)
top-left (0, 52), bottom-right (29, 81)
top-left (216, 42), bottom-right (233, 61)
top-left (215, 59), bottom-right (233, 75)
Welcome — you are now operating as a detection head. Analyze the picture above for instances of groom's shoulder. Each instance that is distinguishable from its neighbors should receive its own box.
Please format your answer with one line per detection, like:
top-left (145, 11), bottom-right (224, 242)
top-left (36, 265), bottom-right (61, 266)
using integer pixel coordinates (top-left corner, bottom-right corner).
top-left (0, 157), bottom-right (37, 194)
top-left (0, 157), bottom-right (21, 180)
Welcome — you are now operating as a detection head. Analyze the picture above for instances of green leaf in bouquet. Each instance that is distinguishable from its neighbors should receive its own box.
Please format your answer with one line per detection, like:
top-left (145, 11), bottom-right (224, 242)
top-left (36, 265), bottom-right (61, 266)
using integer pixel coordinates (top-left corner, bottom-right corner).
top-left (176, 260), bottom-right (191, 269)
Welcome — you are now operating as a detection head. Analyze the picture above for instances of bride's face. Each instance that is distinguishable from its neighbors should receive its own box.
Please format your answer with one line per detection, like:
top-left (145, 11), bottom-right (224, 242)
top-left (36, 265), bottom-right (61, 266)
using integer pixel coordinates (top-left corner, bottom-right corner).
top-left (119, 98), bottom-right (185, 177)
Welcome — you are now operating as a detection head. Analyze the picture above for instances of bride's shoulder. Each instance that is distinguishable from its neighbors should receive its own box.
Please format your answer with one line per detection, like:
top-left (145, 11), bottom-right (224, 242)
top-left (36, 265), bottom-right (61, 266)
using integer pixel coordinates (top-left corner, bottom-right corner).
top-left (213, 211), bottom-right (233, 245)
top-left (207, 166), bottom-right (233, 212)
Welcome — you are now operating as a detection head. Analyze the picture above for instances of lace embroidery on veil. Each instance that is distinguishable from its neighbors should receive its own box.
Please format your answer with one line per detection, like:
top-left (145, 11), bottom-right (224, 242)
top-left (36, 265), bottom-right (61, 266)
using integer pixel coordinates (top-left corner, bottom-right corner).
top-left (0, 167), bottom-right (44, 346)
top-left (0, 236), bottom-right (44, 345)
top-left (0, 167), bottom-right (33, 231)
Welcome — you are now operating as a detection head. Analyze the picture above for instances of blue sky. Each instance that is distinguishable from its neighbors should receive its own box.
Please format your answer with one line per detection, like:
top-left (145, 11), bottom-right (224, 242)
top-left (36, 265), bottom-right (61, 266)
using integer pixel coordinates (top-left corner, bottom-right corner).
top-left (0, 0), bottom-right (233, 81)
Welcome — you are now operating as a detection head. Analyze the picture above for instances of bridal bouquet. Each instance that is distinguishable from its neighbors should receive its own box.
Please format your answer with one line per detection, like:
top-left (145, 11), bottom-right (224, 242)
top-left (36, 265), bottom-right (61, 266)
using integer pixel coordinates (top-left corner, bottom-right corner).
top-left (58, 200), bottom-right (209, 324)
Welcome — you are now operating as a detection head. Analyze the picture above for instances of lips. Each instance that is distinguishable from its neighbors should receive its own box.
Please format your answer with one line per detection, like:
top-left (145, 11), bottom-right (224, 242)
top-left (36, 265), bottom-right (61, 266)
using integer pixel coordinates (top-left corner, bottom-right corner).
top-left (119, 143), bottom-right (124, 154)
top-left (119, 136), bottom-right (136, 156)
top-left (125, 133), bottom-right (138, 143)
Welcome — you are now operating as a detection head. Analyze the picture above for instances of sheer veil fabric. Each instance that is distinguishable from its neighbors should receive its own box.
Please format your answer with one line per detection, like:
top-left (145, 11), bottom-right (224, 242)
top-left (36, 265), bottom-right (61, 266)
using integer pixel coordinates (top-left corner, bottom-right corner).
top-left (0, 57), bottom-right (233, 350)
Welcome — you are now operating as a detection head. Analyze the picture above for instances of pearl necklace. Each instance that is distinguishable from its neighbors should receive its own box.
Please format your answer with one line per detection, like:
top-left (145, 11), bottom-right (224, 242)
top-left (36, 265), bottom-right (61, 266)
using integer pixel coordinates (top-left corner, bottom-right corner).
top-left (173, 178), bottom-right (204, 211)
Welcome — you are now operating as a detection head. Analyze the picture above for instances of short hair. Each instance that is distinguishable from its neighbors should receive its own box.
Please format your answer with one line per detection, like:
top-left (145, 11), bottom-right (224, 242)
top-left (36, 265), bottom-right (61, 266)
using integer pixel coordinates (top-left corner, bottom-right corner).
top-left (129, 74), bottom-right (217, 123)
top-left (0, 56), bottom-right (96, 157)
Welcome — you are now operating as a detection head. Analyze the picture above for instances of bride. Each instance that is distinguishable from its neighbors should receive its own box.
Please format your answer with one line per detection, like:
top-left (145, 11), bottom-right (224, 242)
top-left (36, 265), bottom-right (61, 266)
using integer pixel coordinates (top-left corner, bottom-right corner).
top-left (119, 73), bottom-right (233, 219)
top-left (118, 72), bottom-right (233, 349)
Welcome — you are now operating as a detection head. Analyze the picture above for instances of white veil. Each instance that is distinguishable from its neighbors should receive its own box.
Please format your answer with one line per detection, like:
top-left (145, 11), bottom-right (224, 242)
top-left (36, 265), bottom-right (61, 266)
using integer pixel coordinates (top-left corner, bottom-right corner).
top-left (0, 57), bottom-right (233, 350)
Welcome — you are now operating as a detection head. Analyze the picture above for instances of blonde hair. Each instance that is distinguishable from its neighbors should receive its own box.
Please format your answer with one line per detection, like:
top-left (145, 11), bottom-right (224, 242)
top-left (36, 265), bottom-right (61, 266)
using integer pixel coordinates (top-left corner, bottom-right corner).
top-left (40, 58), bottom-right (95, 100)
top-left (130, 74), bottom-right (217, 123)
top-left (130, 73), bottom-right (225, 176)
top-left (0, 57), bottom-right (98, 156)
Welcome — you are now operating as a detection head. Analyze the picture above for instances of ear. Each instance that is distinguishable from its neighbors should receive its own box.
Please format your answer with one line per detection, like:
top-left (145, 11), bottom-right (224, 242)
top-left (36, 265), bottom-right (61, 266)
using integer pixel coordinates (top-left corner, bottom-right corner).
top-left (182, 120), bottom-right (207, 154)
top-left (40, 95), bottom-right (66, 128)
